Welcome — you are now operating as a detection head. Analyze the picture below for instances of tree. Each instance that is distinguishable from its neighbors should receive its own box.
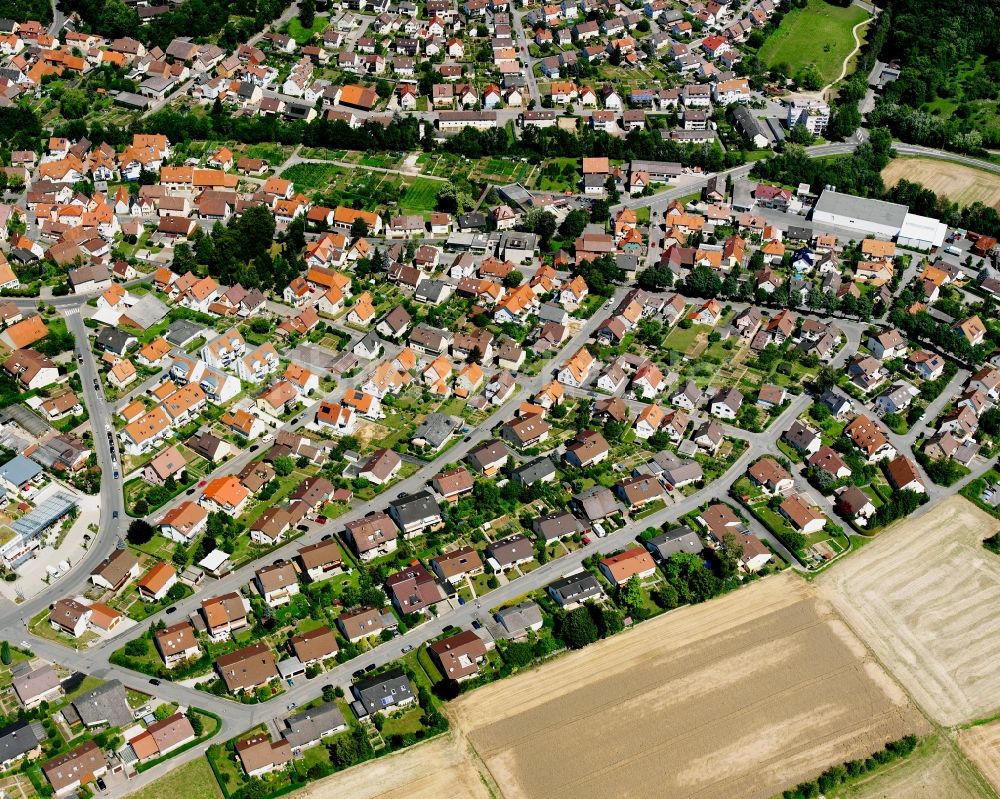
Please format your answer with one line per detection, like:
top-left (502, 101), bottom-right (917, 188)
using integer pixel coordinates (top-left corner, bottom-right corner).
top-left (637, 264), bottom-right (674, 291)
top-left (560, 606), bottom-right (600, 648)
top-left (298, 0), bottom-right (315, 29)
top-left (503, 270), bottom-right (524, 288)
top-left (0, 641), bottom-right (9, 666)
top-left (273, 456), bottom-right (295, 476)
top-left (127, 519), bottom-right (154, 546)
top-left (59, 90), bottom-right (89, 120)
top-left (350, 217), bottom-right (369, 240)
top-left (617, 575), bottom-right (643, 614)
top-left (559, 208), bottom-right (589, 239)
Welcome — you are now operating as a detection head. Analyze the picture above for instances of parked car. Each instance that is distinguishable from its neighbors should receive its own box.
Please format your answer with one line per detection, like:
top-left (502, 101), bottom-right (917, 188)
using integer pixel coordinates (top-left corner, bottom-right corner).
top-left (149, 678), bottom-right (161, 686)
top-left (401, 644), bottom-right (413, 653)
top-left (352, 669), bottom-right (364, 679)
top-left (112, 511), bottom-right (118, 519)
top-left (96, 778), bottom-right (106, 791)
top-left (364, 663), bottom-right (377, 672)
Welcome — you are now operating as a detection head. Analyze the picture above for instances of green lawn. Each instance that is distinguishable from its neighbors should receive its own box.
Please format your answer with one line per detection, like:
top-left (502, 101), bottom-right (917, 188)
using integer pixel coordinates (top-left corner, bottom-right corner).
top-left (663, 323), bottom-right (707, 355)
top-left (283, 15), bottom-right (328, 43)
top-left (757, 0), bottom-right (869, 85)
top-left (399, 178), bottom-right (444, 214)
top-left (282, 162), bottom-right (344, 192)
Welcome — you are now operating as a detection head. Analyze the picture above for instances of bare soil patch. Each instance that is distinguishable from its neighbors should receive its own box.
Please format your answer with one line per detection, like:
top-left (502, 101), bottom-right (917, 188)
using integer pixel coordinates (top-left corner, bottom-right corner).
top-left (817, 495), bottom-right (1000, 726)
top-left (833, 735), bottom-right (990, 798)
top-left (451, 574), bottom-right (926, 799)
top-left (881, 157), bottom-right (1000, 209)
top-left (959, 722), bottom-right (1000, 795)
top-left (285, 732), bottom-right (495, 799)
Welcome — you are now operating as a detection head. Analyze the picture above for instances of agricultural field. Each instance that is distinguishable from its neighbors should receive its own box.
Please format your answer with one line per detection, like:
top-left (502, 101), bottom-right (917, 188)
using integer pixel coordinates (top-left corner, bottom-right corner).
top-left (281, 162), bottom-right (345, 192)
top-left (285, 732), bottom-right (494, 799)
top-left (131, 756), bottom-right (222, 799)
top-left (882, 157), bottom-right (1000, 209)
top-left (832, 735), bottom-right (992, 799)
top-left (400, 177), bottom-right (445, 214)
top-left (758, 0), bottom-right (870, 85)
top-left (449, 574), bottom-right (926, 799)
top-left (959, 721), bottom-right (1000, 796)
top-left (817, 495), bottom-right (1000, 726)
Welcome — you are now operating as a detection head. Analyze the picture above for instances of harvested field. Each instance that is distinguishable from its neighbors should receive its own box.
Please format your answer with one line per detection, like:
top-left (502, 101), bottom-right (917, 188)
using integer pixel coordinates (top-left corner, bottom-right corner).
top-left (286, 732), bottom-right (494, 799)
top-left (450, 574), bottom-right (926, 799)
top-left (959, 721), bottom-right (1000, 795)
top-left (833, 735), bottom-right (991, 799)
top-left (881, 157), bottom-right (1000, 208)
top-left (817, 496), bottom-right (1000, 726)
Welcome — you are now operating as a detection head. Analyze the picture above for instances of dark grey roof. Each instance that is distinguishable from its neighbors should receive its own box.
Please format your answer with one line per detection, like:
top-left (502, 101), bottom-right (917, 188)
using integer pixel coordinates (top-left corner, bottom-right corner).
top-left (95, 326), bottom-right (136, 353)
top-left (282, 701), bottom-right (346, 748)
top-left (0, 455), bottom-right (42, 488)
top-left (389, 491), bottom-right (441, 526)
top-left (414, 279), bottom-right (451, 304)
top-left (511, 455), bottom-right (556, 485)
top-left (547, 571), bottom-right (603, 605)
top-left (72, 679), bottom-right (132, 728)
top-left (352, 667), bottom-right (413, 715)
top-left (533, 511), bottom-right (583, 542)
top-left (165, 319), bottom-right (205, 346)
top-left (495, 600), bottom-right (543, 636)
top-left (645, 526), bottom-right (703, 560)
top-left (0, 720), bottom-right (42, 764)
top-left (412, 413), bottom-right (459, 449)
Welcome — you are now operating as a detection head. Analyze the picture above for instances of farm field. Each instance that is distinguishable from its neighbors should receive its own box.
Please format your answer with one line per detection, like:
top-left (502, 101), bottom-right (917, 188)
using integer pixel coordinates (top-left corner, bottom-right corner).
top-left (832, 735), bottom-right (991, 799)
top-left (758, 0), bottom-right (869, 85)
top-left (286, 732), bottom-right (494, 799)
top-left (817, 495), bottom-right (1000, 726)
top-left (959, 721), bottom-right (1000, 795)
top-left (450, 574), bottom-right (927, 799)
top-left (137, 757), bottom-right (222, 799)
top-left (882, 156), bottom-right (1000, 208)
top-left (400, 177), bottom-right (444, 213)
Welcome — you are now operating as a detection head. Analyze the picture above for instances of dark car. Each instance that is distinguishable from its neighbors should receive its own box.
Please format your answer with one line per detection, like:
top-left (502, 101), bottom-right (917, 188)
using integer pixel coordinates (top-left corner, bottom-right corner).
top-left (96, 777), bottom-right (107, 791)
top-left (112, 511), bottom-right (118, 519)
top-left (186, 488), bottom-right (195, 495)
top-left (365, 663), bottom-right (377, 673)
top-left (165, 606), bottom-right (176, 614)
top-left (249, 444), bottom-right (259, 452)
top-left (352, 669), bottom-right (364, 679)
top-left (296, 524), bottom-right (309, 532)
top-left (443, 624), bottom-right (456, 633)
top-left (321, 533), bottom-right (332, 541)
top-left (149, 678), bottom-right (161, 686)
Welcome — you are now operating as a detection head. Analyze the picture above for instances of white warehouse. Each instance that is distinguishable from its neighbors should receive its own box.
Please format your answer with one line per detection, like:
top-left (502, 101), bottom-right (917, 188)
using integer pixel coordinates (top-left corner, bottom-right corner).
top-left (812, 189), bottom-right (947, 250)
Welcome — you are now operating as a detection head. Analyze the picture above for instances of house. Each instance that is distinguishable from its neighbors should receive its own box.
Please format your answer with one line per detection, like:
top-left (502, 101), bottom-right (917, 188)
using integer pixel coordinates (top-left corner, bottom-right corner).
top-left (696, 502), bottom-right (747, 543)
top-left (573, 486), bottom-right (621, 523)
top-left (808, 447), bottom-right (852, 480)
top-left (867, 328), bottom-right (908, 360)
top-left (137, 562), bottom-right (177, 602)
top-left (389, 492), bottom-right (442, 536)
top-left (344, 513), bottom-right (398, 561)
top-left (200, 592), bottom-right (250, 640)
top-left (564, 430), bottom-right (610, 468)
top-left (747, 457), bottom-right (793, 495)
top-left (644, 526), bottom-right (703, 561)
top-left (954, 315), bottom-right (986, 347)
top-left (352, 668), bottom-right (415, 717)
top-left (4, 349), bottom-right (58, 390)
top-left (12, 665), bottom-right (62, 709)
top-left (281, 702), bottom-right (347, 751)
top-left (71, 680), bottom-right (132, 728)
top-left (710, 387), bottom-right (743, 420)
top-left (845, 415), bottom-right (896, 462)
top-left (154, 621), bottom-right (201, 669)
top-left (428, 629), bottom-right (488, 682)
top-left (886, 455), bottom-right (925, 494)
top-left (386, 562), bottom-right (445, 614)
top-left (467, 439), bottom-right (511, 476)
top-left (599, 546), bottom-right (656, 586)
top-left (289, 626), bottom-right (339, 667)
top-left (431, 467), bottom-right (474, 503)
top-left (357, 448), bottom-right (402, 485)
top-left (835, 485), bottom-right (877, 526)
top-left (485, 534), bottom-right (534, 571)
top-left (215, 642), bottom-right (279, 693)
top-left (296, 540), bottom-right (343, 584)
top-left (547, 571), bottom-right (603, 609)
top-left (89, 548), bottom-right (139, 592)
top-left (337, 606), bottom-right (390, 642)
top-left (236, 733), bottom-right (291, 777)
top-left (43, 741), bottom-right (107, 796)
top-left (255, 562), bottom-right (299, 607)
top-left (0, 720), bottom-right (42, 770)
top-left (533, 511), bottom-right (585, 543)
top-left (49, 598), bottom-right (91, 638)
top-left (512, 455), bottom-right (557, 486)
top-left (128, 713), bottom-right (196, 762)
top-left (616, 475), bottom-right (667, 510)
top-left (779, 493), bottom-right (826, 534)
top-left (431, 546), bottom-right (484, 584)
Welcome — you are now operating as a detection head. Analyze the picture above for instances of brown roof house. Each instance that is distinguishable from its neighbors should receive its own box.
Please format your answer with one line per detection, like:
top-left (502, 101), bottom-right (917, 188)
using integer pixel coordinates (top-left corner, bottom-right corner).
top-left (215, 642), bottom-right (279, 693)
top-left (385, 563), bottom-right (445, 615)
top-left (296, 539), bottom-right (344, 583)
top-left (88, 548), bottom-right (139, 592)
top-left (779, 493), bottom-right (826, 534)
top-left (290, 626), bottom-right (338, 665)
top-left (154, 621), bottom-right (201, 669)
top-left (430, 546), bottom-right (484, 585)
top-left (200, 592), bottom-right (250, 641)
top-left (43, 741), bottom-right (107, 796)
top-left (428, 629), bottom-right (488, 682)
top-left (747, 457), bottom-right (793, 496)
top-left (254, 562), bottom-right (300, 607)
top-left (344, 512), bottom-right (398, 561)
top-left (236, 733), bottom-right (292, 778)
top-left (337, 606), bottom-right (392, 643)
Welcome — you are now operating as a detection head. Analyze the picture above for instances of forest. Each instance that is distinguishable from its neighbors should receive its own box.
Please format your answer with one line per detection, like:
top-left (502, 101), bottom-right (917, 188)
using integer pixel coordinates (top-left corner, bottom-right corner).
top-left (869, 0), bottom-right (1000, 152)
